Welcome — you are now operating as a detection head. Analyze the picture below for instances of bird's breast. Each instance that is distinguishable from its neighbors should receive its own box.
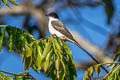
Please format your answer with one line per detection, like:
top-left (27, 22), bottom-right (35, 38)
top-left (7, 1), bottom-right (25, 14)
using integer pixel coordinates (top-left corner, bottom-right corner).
top-left (48, 21), bottom-right (64, 37)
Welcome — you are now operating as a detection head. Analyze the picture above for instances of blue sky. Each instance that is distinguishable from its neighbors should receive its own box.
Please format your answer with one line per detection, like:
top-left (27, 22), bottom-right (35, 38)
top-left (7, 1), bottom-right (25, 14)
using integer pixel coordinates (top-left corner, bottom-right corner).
top-left (0, 0), bottom-right (120, 80)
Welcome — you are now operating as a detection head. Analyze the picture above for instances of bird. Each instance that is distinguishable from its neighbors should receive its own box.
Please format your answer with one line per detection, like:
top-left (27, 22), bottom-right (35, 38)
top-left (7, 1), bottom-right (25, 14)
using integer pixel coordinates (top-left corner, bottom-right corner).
top-left (46, 12), bottom-right (108, 73)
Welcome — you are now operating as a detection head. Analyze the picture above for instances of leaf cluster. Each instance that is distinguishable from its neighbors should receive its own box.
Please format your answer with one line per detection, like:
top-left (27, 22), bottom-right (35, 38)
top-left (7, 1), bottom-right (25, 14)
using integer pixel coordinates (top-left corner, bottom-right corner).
top-left (83, 62), bottom-right (120, 80)
top-left (0, 0), bottom-right (17, 7)
top-left (83, 49), bottom-right (120, 80)
top-left (104, 65), bottom-right (120, 80)
top-left (0, 71), bottom-right (35, 80)
top-left (0, 72), bottom-right (13, 80)
top-left (0, 25), bottom-right (76, 80)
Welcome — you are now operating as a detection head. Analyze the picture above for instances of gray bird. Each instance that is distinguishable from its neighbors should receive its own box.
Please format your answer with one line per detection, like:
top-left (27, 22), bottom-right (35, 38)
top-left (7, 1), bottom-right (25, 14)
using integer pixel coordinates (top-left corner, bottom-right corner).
top-left (46, 12), bottom-right (108, 73)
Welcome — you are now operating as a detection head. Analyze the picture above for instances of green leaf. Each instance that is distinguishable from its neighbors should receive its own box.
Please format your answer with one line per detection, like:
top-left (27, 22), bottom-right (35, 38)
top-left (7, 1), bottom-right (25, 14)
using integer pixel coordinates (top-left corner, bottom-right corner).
top-left (88, 66), bottom-right (94, 77)
top-left (83, 71), bottom-right (88, 80)
top-left (0, 72), bottom-right (13, 80)
top-left (24, 56), bottom-right (32, 70)
top-left (6, 27), bottom-right (16, 53)
top-left (36, 43), bottom-right (42, 57)
top-left (53, 38), bottom-right (62, 53)
top-left (1, 0), bottom-right (18, 7)
top-left (43, 51), bottom-right (52, 72)
top-left (0, 25), bottom-right (8, 27)
top-left (8, 33), bottom-right (13, 52)
top-left (0, 28), bottom-right (6, 51)
top-left (42, 42), bottom-right (52, 60)
top-left (55, 58), bottom-right (60, 79)
top-left (15, 29), bottom-right (25, 53)
top-left (46, 61), bottom-right (55, 78)
top-left (24, 32), bottom-right (36, 43)
top-left (2, 0), bottom-right (9, 7)
top-left (13, 76), bottom-right (22, 80)
top-left (94, 65), bottom-right (100, 77)
top-left (103, 66), bottom-right (120, 80)
top-left (34, 42), bottom-right (42, 71)
top-left (0, 72), bottom-right (5, 79)
top-left (113, 53), bottom-right (120, 61)
top-left (24, 45), bottom-right (32, 57)
top-left (8, 0), bottom-right (17, 5)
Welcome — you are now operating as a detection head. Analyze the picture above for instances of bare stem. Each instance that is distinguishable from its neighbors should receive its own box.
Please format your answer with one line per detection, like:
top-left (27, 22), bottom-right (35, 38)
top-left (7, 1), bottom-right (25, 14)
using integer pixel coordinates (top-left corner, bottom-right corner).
top-left (0, 70), bottom-right (37, 80)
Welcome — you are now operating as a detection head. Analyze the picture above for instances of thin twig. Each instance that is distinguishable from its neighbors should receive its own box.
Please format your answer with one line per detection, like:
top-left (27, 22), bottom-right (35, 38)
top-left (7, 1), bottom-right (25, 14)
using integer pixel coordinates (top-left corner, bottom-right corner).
top-left (0, 70), bottom-right (37, 80)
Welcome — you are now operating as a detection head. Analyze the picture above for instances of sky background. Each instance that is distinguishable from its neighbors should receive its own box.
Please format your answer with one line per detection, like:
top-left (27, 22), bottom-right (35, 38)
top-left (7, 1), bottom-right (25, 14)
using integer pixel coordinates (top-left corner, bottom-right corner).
top-left (0, 0), bottom-right (120, 80)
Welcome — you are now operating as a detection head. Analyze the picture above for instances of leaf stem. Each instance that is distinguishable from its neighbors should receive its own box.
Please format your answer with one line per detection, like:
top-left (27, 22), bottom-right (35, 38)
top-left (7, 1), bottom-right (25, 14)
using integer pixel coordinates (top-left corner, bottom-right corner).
top-left (0, 70), bottom-right (37, 80)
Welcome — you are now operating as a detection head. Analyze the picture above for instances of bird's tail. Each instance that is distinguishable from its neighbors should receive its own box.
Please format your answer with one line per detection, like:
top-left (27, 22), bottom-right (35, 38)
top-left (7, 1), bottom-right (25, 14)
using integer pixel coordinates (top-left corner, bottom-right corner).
top-left (71, 39), bottom-right (108, 73)
top-left (73, 39), bottom-right (99, 64)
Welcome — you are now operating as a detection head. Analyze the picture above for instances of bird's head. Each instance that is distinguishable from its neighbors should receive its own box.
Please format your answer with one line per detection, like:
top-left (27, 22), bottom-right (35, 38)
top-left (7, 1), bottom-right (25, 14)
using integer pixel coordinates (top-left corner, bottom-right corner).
top-left (46, 12), bottom-right (59, 19)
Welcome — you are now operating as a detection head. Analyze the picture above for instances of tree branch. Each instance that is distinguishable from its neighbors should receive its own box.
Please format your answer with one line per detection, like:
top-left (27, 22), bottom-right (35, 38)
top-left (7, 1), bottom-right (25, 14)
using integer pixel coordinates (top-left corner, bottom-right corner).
top-left (70, 30), bottom-right (113, 63)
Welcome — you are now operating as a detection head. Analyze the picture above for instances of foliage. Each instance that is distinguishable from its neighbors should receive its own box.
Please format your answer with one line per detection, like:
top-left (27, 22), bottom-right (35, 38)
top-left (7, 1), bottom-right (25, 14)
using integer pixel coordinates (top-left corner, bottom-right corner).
top-left (104, 65), bottom-right (120, 80)
top-left (0, 71), bottom-right (35, 80)
top-left (0, 25), bottom-right (76, 80)
top-left (83, 52), bottom-right (120, 80)
top-left (83, 62), bottom-right (120, 80)
top-left (0, 0), bottom-right (117, 79)
top-left (0, 0), bottom-right (17, 7)
top-left (0, 72), bottom-right (13, 80)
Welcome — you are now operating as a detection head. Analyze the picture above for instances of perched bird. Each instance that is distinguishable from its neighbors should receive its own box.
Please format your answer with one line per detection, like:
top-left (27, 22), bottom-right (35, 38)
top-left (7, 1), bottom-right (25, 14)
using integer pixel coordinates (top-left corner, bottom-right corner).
top-left (46, 12), bottom-right (108, 73)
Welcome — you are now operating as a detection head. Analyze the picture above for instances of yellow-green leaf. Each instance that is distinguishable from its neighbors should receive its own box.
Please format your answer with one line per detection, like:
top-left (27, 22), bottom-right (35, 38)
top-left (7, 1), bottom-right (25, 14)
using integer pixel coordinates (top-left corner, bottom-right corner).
top-left (94, 64), bottom-right (100, 77)
top-left (44, 50), bottom-right (52, 72)
top-left (2, 0), bottom-right (9, 7)
top-left (88, 66), bottom-right (93, 76)
top-left (35, 44), bottom-right (42, 70)
top-left (24, 56), bottom-right (32, 70)
top-left (55, 58), bottom-right (60, 79)
top-left (53, 39), bottom-right (62, 51)
top-left (42, 42), bottom-right (52, 60)
top-left (8, 0), bottom-right (18, 5)
top-left (83, 71), bottom-right (88, 80)
top-left (0, 28), bottom-right (6, 51)
top-left (25, 45), bottom-right (32, 57)
top-left (52, 39), bottom-right (62, 55)
top-left (9, 35), bottom-right (13, 52)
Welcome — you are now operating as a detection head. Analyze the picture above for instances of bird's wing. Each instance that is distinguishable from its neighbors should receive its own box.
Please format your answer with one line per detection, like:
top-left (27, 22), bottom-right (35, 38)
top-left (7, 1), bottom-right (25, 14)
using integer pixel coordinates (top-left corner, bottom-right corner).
top-left (51, 20), bottom-right (74, 40)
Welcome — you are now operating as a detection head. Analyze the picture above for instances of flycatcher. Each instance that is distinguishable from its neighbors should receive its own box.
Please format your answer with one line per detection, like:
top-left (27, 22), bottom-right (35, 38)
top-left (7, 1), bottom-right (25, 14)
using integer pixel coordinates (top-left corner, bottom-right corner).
top-left (46, 12), bottom-right (108, 73)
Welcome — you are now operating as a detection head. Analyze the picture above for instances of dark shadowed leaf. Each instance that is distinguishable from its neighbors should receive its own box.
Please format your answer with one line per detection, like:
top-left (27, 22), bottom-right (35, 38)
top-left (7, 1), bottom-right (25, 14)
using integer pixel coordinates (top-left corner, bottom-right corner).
top-left (113, 53), bottom-right (120, 61)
